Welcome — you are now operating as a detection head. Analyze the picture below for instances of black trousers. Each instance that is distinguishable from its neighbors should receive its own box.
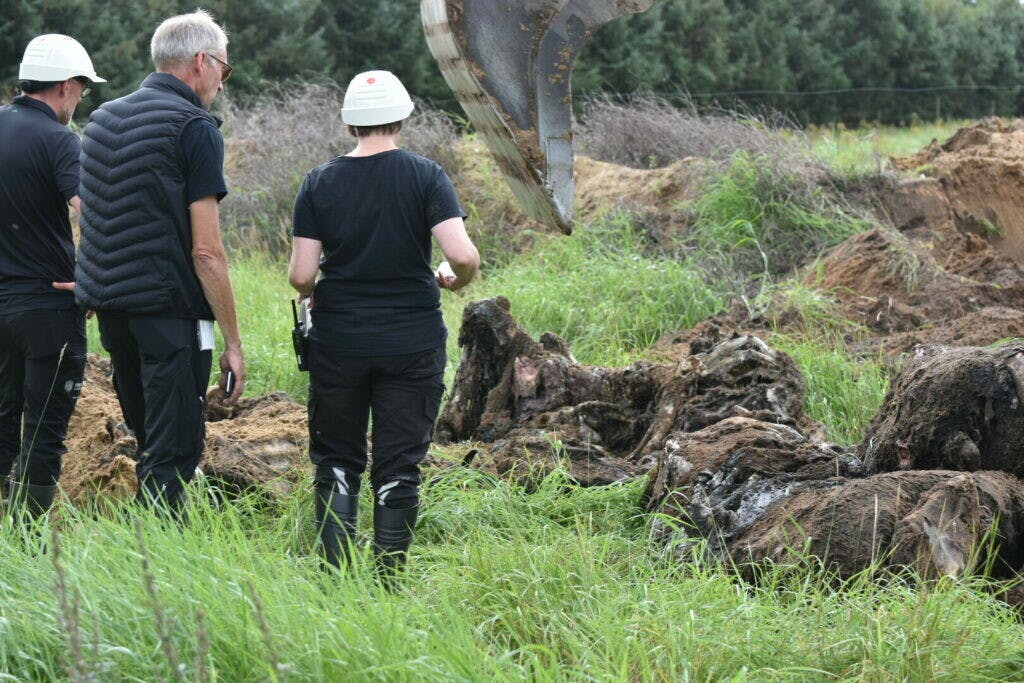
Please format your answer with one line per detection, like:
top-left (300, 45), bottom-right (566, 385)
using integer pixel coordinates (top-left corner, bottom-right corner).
top-left (0, 307), bottom-right (86, 486)
top-left (308, 343), bottom-right (446, 510)
top-left (97, 314), bottom-right (211, 506)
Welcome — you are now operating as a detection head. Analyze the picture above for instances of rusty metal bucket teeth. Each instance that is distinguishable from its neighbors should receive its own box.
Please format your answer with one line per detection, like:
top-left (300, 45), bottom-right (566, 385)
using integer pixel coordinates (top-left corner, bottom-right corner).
top-left (421, 0), bottom-right (656, 234)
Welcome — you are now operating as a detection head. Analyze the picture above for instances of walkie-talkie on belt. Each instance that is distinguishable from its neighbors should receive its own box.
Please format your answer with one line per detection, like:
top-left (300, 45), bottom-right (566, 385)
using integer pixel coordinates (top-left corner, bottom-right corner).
top-left (291, 299), bottom-right (310, 372)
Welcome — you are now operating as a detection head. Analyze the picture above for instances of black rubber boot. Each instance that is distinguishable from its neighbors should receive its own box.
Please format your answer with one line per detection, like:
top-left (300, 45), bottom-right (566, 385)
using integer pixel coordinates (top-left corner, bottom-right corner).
top-left (315, 486), bottom-right (358, 569)
top-left (7, 481), bottom-right (57, 521)
top-left (373, 504), bottom-right (418, 587)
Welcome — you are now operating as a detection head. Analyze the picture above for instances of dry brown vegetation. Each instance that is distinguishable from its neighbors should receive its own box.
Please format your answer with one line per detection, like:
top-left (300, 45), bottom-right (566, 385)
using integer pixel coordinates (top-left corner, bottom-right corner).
top-left (219, 84), bottom-right (462, 252)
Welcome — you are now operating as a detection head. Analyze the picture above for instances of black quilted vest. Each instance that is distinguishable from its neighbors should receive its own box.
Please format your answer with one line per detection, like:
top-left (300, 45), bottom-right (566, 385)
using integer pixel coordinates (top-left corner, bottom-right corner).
top-left (76, 73), bottom-right (217, 319)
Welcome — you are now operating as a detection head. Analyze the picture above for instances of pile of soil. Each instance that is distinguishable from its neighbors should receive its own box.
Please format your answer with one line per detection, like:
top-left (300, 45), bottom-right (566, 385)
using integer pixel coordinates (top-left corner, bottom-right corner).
top-left (893, 118), bottom-right (1024, 264)
top-left (804, 171), bottom-right (1024, 355)
top-left (61, 356), bottom-right (311, 505)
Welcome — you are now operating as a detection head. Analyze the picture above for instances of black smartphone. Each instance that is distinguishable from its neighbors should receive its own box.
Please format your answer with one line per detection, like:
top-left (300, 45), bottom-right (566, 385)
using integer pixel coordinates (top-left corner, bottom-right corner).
top-left (225, 370), bottom-right (235, 395)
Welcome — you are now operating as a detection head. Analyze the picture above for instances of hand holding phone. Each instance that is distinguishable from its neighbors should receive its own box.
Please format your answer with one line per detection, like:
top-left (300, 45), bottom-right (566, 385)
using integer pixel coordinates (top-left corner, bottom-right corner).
top-left (435, 261), bottom-right (458, 290)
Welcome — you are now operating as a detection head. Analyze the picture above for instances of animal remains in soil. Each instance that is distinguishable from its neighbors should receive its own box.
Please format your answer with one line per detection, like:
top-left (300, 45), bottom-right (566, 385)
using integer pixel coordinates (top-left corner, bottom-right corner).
top-left (438, 297), bottom-right (1024, 591)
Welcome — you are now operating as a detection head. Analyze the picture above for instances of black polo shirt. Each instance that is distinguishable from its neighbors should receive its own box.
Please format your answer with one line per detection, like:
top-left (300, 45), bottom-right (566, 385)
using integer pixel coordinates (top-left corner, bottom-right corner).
top-left (0, 95), bottom-right (80, 313)
top-left (292, 149), bottom-right (466, 356)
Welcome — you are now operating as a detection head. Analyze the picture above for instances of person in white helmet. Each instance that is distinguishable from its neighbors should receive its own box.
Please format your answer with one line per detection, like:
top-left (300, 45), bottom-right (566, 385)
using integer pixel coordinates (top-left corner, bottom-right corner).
top-left (289, 70), bottom-right (480, 582)
top-left (0, 34), bottom-right (104, 518)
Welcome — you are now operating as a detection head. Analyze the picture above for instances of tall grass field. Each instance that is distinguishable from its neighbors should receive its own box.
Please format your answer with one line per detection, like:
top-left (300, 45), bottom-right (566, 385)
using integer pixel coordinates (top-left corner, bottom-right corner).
top-left (24, 116), bottom-right (1024, 680)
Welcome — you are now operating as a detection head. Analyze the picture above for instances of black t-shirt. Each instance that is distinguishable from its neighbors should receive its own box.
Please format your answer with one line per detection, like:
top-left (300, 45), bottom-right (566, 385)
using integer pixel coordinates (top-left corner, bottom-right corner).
top-left (0, 96), bottom-right (80, 313)
top-left (179, 117), bottom-right (228, 205)
top-left (292, 149), bottom-right (466, 356)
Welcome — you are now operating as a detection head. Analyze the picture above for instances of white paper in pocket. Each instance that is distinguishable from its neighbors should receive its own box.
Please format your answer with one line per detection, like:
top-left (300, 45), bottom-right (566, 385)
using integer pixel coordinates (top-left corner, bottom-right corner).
top-left (197, 320), bottom-right (216, 351)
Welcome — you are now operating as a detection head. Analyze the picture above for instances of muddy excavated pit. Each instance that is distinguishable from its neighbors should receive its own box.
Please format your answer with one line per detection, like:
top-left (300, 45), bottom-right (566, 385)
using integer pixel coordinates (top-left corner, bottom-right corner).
top-left (60, 356), bottom-right (310, 505)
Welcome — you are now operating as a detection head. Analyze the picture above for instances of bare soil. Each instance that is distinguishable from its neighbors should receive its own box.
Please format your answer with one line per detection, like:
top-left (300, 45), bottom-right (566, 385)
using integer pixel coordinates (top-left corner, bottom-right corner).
top-left (893, 118), bottom-right (1024, 264)
top-left (60, 356), bottom-right (310, 505)
top-left (806, 141), bottom-right (1024, 354)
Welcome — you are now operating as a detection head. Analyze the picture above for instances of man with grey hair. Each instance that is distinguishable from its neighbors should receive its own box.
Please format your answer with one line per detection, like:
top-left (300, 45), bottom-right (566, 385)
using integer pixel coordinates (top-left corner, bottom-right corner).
top-left (75, 9), bottom-right (245, 511)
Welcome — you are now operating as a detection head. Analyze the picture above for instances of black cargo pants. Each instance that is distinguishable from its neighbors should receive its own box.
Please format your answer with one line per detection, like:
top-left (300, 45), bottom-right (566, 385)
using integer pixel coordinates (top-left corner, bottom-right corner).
top-left (0, 306), bottom-right (86, 486)
top-left (97, 314), bottom-right (211, 507)
top-left (308, 342), bottom-right (446, 510)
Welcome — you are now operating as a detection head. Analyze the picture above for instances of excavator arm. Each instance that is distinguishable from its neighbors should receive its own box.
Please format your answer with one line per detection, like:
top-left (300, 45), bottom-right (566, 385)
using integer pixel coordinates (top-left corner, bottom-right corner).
top-left (421, 0), bottom-right (657, 234)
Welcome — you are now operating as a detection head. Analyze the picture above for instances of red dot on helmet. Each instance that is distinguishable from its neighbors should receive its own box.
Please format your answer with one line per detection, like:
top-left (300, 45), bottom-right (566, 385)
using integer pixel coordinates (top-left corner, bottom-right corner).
top-left (367, 77), bottom-right (376, 84)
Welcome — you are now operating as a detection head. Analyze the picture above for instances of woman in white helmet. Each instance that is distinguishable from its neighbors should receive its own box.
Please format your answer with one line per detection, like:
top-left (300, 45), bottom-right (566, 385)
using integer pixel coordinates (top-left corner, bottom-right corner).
top-left (289, 70), bottom-right (479, 583)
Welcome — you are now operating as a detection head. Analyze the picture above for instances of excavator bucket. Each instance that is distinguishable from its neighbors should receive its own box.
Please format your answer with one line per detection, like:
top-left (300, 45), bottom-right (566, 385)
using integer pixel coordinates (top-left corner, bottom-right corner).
top-left (421, 0), bottom-right (657, 234)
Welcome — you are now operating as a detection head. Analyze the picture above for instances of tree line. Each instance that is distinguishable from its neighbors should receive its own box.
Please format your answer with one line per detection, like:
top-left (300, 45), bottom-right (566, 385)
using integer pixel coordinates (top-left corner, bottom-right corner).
top-left (2, 0), bottom-right (1023, 124)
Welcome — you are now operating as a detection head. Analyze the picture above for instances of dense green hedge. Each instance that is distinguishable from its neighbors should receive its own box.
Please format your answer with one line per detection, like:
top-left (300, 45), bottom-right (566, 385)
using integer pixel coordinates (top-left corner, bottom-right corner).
top-left (3, 0), bottom-right (1023, 124)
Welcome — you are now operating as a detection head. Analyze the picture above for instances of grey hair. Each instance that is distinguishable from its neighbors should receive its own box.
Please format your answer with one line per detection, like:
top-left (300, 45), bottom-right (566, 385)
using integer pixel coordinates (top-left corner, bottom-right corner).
top-left (150, 9), bottom-right (228, 70)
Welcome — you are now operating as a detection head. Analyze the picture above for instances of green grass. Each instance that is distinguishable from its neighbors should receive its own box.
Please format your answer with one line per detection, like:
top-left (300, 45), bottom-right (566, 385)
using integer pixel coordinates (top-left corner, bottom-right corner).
top-left (807, 120), bottom-right (966, 172)
top-left (686, 153), bottom-right (868, 285)
top-left (59, 121), bottom-right (1024, 681)
top-left (1, 473), bottom-right (1022, 681)
top-left (751, 282), bottom-right (889, 445)
top-left (446, 213), bottom-right (726, 368)
top-left (771, 334), bottom-right (889, 446)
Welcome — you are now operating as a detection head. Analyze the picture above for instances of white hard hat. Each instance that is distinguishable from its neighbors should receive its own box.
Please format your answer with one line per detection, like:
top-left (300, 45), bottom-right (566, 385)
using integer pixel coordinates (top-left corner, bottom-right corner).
top-left (19, 34), bottom-right (106, 84)
top-left (342, 70), bottom-right (414, 126)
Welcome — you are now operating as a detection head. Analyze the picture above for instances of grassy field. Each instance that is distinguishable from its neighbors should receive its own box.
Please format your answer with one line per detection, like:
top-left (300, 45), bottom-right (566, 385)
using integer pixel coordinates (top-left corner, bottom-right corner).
top-left (2, 475), bottom-right (1023, 681)
top-left (807, 120), bottom-right (966, 172)
top-left (30, 119), bottom-right (1024, 680)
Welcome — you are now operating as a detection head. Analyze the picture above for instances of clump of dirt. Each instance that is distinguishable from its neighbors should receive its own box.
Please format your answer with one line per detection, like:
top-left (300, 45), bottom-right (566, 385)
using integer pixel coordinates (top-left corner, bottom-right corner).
top-left (893, 118), bottom-right (1024, 265)
top-left (859, 342), bottom-right (1024, 475)
top-left (61, 356), bottom-right (311, 505)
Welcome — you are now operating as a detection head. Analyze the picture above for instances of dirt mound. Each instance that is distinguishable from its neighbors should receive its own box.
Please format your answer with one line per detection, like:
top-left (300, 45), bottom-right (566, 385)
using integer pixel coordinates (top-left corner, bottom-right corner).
top-left (809, 227), bottom-right (1019, 336)
top-left (61, 356), bottom-right (311, 505)
top-left (853, 307), bottom-right (1024, 357)
top-left (859, 342), bottom-right (1024, 475)
top-left (573, 155), bottom-right (702, 246)
top-left (804, 170), bottom-right (1024, 353)
top-left (893, 118), bottom-right (1024, 265)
